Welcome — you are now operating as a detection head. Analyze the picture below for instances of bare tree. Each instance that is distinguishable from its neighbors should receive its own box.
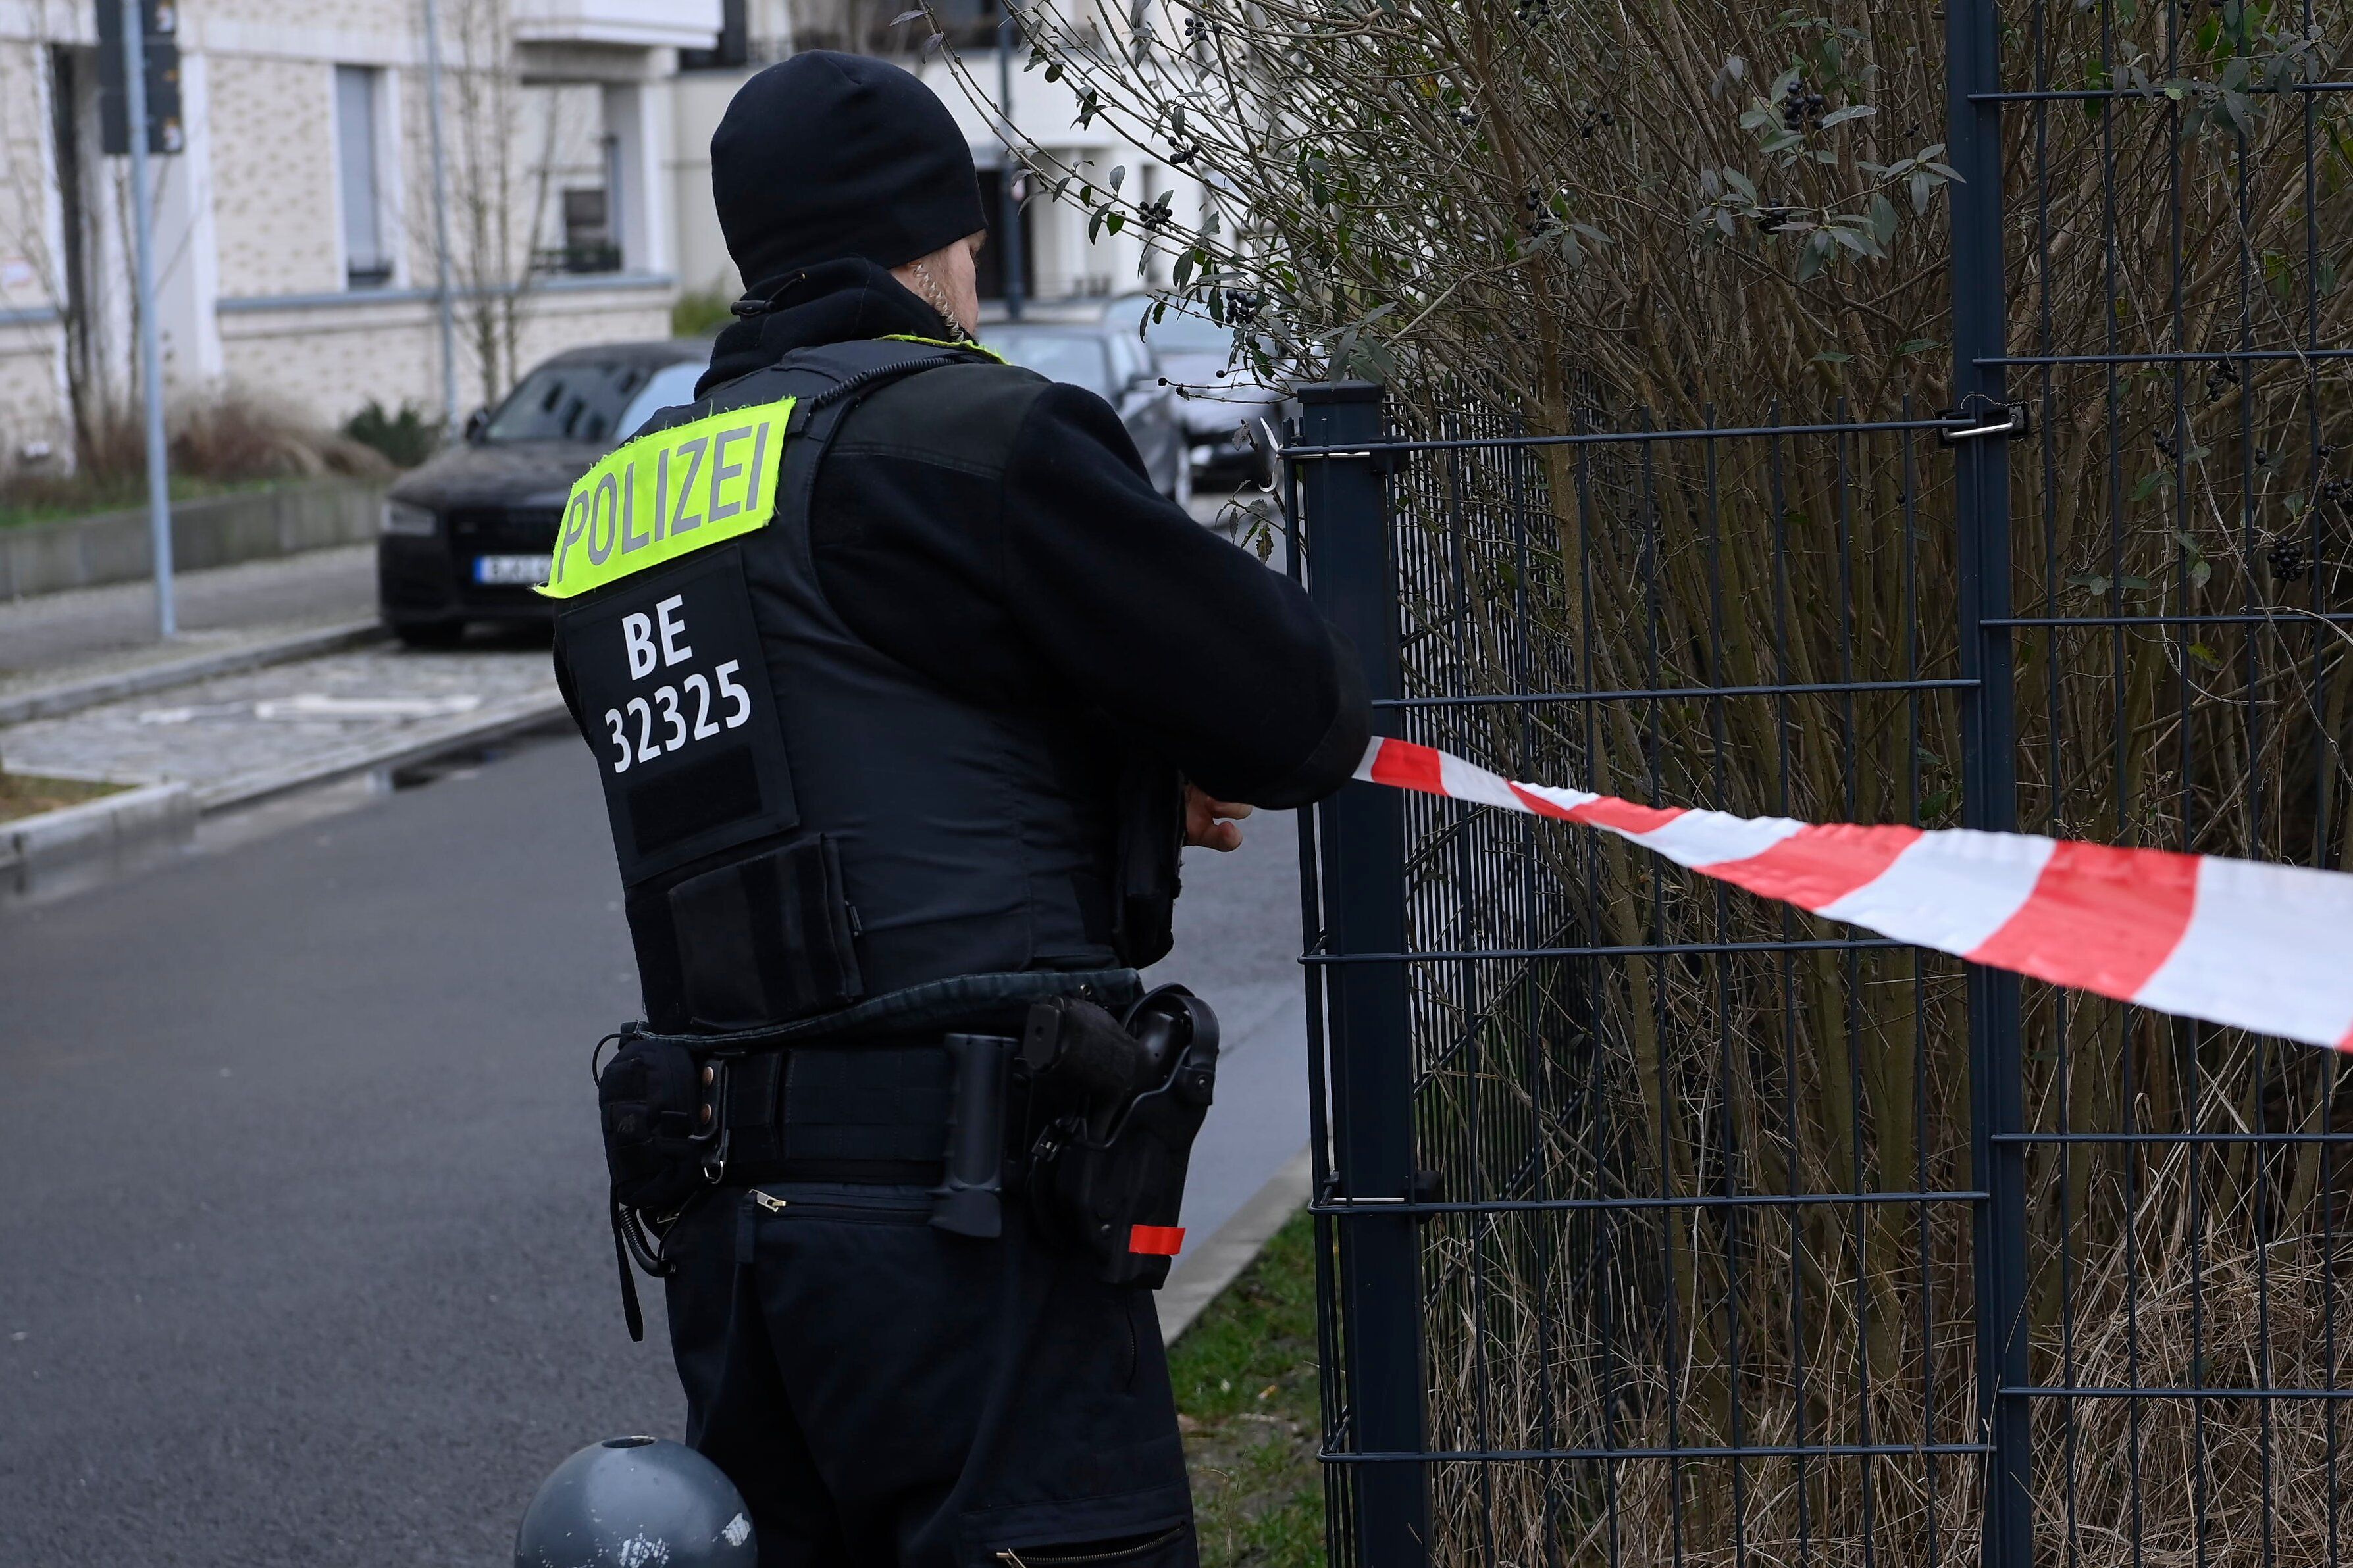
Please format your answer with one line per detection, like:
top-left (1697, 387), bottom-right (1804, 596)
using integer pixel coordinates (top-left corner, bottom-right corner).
top-left (422, 0), bottom-right (576, 411)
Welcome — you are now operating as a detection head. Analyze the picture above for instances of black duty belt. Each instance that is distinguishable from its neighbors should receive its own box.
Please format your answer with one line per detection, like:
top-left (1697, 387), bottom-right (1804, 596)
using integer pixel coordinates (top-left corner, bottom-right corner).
top-left (707, 1042), bottom-right (962, 1186)
top-left (667, 966), bottom-right (1145, 1186)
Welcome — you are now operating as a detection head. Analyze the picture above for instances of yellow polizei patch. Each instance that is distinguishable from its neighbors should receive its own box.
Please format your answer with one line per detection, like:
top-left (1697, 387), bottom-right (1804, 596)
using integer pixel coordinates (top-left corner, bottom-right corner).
top-left (536, 396), bottom-right (796, 600)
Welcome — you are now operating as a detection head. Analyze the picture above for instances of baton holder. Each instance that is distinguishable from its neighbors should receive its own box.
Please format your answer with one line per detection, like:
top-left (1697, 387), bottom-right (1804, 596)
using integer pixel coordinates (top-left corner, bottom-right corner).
top-left (931, 1031), bottom-right (1014, 1238)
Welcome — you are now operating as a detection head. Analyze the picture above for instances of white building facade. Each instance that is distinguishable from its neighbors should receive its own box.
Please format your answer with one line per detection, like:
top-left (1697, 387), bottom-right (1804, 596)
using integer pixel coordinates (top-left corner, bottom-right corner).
top-left (663, 0), bottom-right (1208, 310)
top-left (0, 0), bottom-right (1206, 476)
top-left (0, 0), bottom-right (721, 470)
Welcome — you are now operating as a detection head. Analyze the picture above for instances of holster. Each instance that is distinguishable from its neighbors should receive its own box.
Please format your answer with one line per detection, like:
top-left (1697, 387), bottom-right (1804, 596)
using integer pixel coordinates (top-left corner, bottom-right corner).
top-left (1020, 986), bottom-right (1220, 1289)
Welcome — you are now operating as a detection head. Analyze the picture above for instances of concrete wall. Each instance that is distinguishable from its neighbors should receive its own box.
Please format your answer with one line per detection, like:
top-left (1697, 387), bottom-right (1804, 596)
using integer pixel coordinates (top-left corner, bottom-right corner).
top-left (216, 275), bottom-right (674, 423)
top-left (0, 34), bottom-right (68, 465)
top-left (0, 477), bottom-right (384, 600)
top-left (209, 53), bottom-right (344, 301)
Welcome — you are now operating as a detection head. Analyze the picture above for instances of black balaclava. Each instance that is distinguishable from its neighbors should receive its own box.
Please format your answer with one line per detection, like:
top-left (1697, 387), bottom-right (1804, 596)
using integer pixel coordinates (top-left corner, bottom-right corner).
top-left (712, 52), bottom-right (987, 291)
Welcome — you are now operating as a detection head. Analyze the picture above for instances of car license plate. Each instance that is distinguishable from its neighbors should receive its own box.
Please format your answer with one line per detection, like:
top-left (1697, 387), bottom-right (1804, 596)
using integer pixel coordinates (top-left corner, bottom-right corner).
top-left (475, 554), bottom-right (552, 586)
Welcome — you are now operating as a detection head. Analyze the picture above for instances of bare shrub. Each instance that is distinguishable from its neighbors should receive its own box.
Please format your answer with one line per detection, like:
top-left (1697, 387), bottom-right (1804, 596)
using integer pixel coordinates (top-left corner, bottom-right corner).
top-left (978, 0), bottom-right (2353, 1560)
top-left (0, 393), bottom-right (390, 522)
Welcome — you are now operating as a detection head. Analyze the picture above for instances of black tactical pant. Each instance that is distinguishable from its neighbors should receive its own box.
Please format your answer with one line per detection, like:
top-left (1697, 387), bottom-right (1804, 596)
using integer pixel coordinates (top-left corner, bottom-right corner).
top-left (661, 1181), bottom-right (1198, 1568)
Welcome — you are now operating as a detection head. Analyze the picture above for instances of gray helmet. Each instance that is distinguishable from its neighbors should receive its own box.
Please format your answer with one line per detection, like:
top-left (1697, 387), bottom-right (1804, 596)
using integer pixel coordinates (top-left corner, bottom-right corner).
top-left (513, 1436), bottom-right (757, 1568)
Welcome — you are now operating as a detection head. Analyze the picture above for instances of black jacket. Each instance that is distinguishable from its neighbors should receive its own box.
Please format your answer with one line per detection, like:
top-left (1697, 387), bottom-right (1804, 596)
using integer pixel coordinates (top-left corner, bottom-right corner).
top-left (694, 259), bottom-right (1368, 810)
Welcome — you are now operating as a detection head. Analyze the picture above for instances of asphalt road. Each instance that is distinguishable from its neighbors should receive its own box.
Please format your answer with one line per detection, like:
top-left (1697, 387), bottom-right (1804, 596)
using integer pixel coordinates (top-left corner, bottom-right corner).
top-left (0, 721), bottom-right (1308, 1564)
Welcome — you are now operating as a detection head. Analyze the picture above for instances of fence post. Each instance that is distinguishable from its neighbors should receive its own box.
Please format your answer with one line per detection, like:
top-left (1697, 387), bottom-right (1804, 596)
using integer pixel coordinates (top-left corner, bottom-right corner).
top-left (1297, 380), bottom-right (1432, 1566)
top-left (1944, 0), bottom-right (2031, 1564)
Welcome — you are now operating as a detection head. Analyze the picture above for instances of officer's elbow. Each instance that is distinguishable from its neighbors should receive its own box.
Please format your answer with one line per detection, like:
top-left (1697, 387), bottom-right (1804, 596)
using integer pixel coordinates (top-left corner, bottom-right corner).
top-left (1224, 644), bottom-right (1372, 811)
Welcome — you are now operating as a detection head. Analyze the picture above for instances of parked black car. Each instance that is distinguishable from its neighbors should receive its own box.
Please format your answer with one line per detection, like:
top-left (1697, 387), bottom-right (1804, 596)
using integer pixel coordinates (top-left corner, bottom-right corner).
top-left (1100, 293), bottom-right (1285, 487)
top-left (980, 321), bottom-right (1191, 508)
top-left (377, 341), bottom-right (707, 647)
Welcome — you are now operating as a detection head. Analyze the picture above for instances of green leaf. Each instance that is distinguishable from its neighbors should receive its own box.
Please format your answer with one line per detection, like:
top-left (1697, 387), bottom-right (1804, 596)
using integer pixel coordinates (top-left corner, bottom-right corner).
top-left (2189, 641), bottom-right (2225, 670)
top-left (2069, 572), bottom-right (2113, 594)
top-left (1828, 223), bottom-right (1878, 257)
top-left (1820, 104), bottom-right (1876, 129)
top-left (1796, 230), bottom-right (1834, 282)
top-left (1911, 170), bottom-right (1932, 213)
top-left (1812, 349), bottom-right (1854, 363)
top-left (1109, 164), bottom-right (1127, 193)
top-left (1898, 336), bottom-right (1940, 354)
top-left (1869, 191), bottom-right (1900, 245)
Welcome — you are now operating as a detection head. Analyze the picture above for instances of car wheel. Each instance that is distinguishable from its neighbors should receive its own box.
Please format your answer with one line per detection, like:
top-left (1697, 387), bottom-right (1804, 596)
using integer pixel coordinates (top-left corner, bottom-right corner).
top-left (392, 619), bottom-right (466, 650)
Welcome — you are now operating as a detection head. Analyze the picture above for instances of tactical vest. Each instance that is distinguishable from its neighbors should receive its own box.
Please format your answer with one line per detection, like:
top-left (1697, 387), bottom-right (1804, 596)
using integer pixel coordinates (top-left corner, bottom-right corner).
top-left (542, 340), bottom-right (1180, 1036)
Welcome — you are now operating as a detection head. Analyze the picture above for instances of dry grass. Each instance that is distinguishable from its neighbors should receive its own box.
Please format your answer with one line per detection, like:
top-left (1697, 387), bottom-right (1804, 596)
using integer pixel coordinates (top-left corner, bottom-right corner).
top-left (0, 770), bottom-right (124, 824)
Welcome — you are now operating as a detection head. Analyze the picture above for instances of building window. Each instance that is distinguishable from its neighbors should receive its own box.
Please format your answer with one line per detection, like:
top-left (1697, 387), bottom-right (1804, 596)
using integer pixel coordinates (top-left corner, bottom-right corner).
top-left (554, 187), bottom-right (621, 274)
top-left (679, 0), bottom-right (751, 70)
top-left (334, 66), bottom-right (391, 289)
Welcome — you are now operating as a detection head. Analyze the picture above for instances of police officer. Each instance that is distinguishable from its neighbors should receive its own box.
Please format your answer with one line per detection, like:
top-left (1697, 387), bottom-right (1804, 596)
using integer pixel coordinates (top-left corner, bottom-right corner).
top-left (545, 51), bottom-right (1368, 1568)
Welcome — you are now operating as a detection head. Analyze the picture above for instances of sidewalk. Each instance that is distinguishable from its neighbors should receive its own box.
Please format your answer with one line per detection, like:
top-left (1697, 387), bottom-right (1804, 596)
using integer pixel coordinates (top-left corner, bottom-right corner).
top-left (0, 642), bottom-right (562, 805)
top-left (0, 543), bottom-right (378, 698)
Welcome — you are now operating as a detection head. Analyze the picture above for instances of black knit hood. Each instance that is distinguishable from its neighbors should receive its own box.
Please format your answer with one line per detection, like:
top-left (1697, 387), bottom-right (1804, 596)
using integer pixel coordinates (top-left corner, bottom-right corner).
top-left (712, 52), bottom-right (987, 289)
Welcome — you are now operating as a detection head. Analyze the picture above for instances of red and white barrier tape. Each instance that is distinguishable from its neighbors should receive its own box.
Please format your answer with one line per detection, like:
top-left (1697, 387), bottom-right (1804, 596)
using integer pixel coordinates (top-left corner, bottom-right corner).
top-left (1357, 737), bottom-right (2353, 1051)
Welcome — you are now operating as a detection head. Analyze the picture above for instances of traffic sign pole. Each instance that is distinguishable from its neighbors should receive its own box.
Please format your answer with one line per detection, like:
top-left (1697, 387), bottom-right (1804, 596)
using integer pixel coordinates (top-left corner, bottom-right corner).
top-left (122, 0), bottom-right (174, 638)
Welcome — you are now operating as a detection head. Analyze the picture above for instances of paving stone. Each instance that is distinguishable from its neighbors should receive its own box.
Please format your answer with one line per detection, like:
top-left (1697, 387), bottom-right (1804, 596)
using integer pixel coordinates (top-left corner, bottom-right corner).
top-left (0, 645), bottom-right (560, 793)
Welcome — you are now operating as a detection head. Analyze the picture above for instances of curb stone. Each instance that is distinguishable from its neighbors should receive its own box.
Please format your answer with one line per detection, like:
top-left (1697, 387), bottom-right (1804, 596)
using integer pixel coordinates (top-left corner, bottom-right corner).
top-left (1156, 1145), bottom-right (1313, 1345)
top-left (0, 781), bottom-right (198, 901)
top-left (0, 619), bottom-right (388, 727)
top-left (194, 692), bottom-right (573, 812)
top-left (0, 692), bottom-right (573, 907)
